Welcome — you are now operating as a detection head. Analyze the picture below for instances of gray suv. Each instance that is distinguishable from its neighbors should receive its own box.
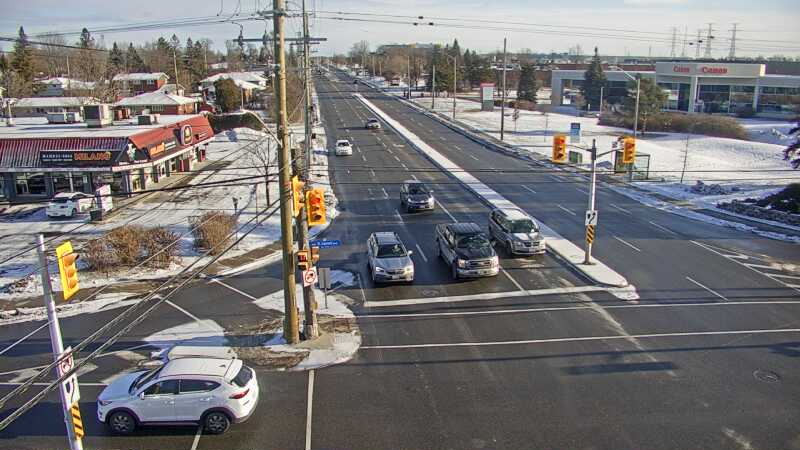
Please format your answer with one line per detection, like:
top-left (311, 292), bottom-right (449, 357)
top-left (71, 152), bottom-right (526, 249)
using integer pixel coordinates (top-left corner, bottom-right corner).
top-left (488, 207), bottom-right (546, 256)
top-left (367, 232), bottom-right (415, 283)
top-left (399, 180), bottom-right (435, 212)
top-left (435, 222), bottom-right (499, 280)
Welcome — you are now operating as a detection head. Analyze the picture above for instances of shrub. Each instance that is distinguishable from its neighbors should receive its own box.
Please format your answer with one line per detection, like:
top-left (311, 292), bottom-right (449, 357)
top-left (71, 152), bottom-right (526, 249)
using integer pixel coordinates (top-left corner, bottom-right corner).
top-left (142, 227), bottom-right (180, 268)
top-left (83, 238), bottom-right (116, 276)
top-left (735, 106), bottom-right (756, 118)
top-left (191, 212), bottom-right (237, 255)
top-left (106, 225), bottom-right (145, 266)
top-left (208, 112), bottom-right (265, 133)
top-left (755, 183), bottom-right (800, 214)
top-left (81, 225), bottom-right (181, 273)
top-left (598, 112), bottom-right (749, 140)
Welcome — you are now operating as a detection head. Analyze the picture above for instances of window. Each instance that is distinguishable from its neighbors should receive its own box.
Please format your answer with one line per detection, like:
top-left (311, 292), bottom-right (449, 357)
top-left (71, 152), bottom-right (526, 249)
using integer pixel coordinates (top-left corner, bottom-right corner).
top-left (14, 173), bottom-right (47, 196)
top-left (377, 243), bottom-right (407, 258)
top-left (149, 104), bottom-right (164, 112)
top-left (180, 380), bottom-right (220, 393)
top-left (232, 365), bottom-right (253, 388)
top-left (147, 79), bottom-right (155, 85)
top-left (144, 379), bottom-right (179, 396)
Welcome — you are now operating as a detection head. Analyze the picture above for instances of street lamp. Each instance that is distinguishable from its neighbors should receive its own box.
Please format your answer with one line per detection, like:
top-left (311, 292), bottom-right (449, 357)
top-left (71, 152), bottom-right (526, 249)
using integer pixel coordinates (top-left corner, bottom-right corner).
top-left (445, 54), bottom-right (458, 120)
top-left (610, 66), bottom-right (641, 139)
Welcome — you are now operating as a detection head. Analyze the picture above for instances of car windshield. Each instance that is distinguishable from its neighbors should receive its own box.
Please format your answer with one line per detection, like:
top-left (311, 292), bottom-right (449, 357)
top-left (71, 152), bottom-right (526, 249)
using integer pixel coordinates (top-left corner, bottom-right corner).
top-left (337, 142), bottom-right (349, 147)
top-left (509, 219), bottom-right (537, 233)
top-left (131, 366), bottom-right (162, 393)
top-left (377, 243), bottom-right (406, 258)
top-left (368, 119), bottom-right (378, 123)
top-left (407, 185), bottom-right (428, 195)
top-left (457, 234), bottom-right (490, 249)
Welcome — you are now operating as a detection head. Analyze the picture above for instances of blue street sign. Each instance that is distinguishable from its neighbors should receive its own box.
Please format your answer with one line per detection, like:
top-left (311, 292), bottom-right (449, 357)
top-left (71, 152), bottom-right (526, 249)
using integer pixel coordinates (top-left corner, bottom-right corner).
top-left (310, 239), bottom-right (341, 249)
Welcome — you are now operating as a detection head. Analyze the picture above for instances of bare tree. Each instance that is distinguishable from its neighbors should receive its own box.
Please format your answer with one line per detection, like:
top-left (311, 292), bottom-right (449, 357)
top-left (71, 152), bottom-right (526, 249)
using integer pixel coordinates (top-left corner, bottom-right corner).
top-left (246, 137), bottom-right (277, 205)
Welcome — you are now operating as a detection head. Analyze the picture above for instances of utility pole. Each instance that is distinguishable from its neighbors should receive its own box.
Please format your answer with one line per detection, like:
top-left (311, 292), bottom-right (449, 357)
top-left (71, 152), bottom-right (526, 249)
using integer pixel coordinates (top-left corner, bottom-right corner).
top-left (406, 54), bottom-right (411, 99)
top-left (670, 27), bottom-right (677, 58)
top-left (584, 141), bottom-right (598, 265)
top-left (36, 235), bottom-right (83, 450)
top-left (452, 54), bottom-right (457, 120)
top-left (704, 23), bottom-right (714, 59)
top-left (272, 0), bottom-right (300, 344)
top-left (500, 37), bottom-right (508, 141)
top-left (431, 64), bottom-right (436, 109)
top-left (299, 0), bottom-right (318, 339)
top-left (729, 23), bottom-right (738, 60)
top-left (599, 86), bottom-right (604, 113)
top-left (695, 29), bottom-right (703, 59)
top-left (172, 49), bottom-right (180, 89)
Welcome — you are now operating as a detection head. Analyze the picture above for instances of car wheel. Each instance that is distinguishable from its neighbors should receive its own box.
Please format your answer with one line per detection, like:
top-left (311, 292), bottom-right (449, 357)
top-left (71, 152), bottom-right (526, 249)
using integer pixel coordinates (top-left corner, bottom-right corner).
top-left (451, 263), bottom-right (459, 280)
top-left (108, 411), bottom-right (136, 435)
top-left (71, 209), bottom-right (77, 217)
top-left (204, 411), bottom-right (231, 435)
top-left (506, 241), bottom-right (514, 257)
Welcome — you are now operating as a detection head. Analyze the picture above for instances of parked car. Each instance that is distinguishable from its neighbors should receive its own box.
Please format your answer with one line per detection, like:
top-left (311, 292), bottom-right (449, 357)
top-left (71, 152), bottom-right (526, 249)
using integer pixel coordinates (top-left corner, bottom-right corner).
top-left (365, 118), bottom-right (381, 130)
top-left (399, 180), bottom-right (435, 212)
top-left (367, 231), bottom-right (414, 283)
top-left (435, 222), bottom-right (499, 280)
top-left (97, 357), bottom-right (259, 436)
top-left (46, 192), bottom-right (94, 218)
top-left (335, 139), bottom-right (353, 156)
top-left (488, 207), bottom-right (546, 256)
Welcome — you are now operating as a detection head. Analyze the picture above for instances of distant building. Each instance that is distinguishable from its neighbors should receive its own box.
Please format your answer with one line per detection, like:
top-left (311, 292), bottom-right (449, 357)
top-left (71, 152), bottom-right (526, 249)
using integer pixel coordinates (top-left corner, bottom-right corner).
top-left (11, 97), bottom-right (100, 117)
top-left (35, 78), bottom-right (98, 97)
top-left (114, 91), bottom-right (200, 115)
top-left (200, 72), bottom-right (268, 90)
top-left (376, 43), bottom-right (436, 55)
top-left (112, 73), bottom-right (170, 97)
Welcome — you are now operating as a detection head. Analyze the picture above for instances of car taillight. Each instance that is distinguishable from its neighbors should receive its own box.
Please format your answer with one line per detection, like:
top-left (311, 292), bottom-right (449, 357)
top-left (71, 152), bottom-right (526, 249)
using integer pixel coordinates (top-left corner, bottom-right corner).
top-left (229, 388), bottom-right (249, 399)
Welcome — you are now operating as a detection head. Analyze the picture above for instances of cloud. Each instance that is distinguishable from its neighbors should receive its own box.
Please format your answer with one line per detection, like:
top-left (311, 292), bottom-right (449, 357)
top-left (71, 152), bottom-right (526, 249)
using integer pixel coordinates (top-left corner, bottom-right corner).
top-left (623, 0), bottom-right (688, 5)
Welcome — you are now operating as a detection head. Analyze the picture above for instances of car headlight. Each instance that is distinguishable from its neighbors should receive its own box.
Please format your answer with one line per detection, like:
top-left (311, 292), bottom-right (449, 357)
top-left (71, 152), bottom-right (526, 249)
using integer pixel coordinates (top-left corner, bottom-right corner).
top-left (98, 399), bottom-right (113, 406)
top-left (427, 198), bottom-right (435, 205)
top-left (374, 266), bottom-right (386, 273)
top-left (490, 256), bottom-right (499, 267)
top-left (404, 266), bottom-right (414, 273)
top-left (457, 259), bottom-right (467, 268)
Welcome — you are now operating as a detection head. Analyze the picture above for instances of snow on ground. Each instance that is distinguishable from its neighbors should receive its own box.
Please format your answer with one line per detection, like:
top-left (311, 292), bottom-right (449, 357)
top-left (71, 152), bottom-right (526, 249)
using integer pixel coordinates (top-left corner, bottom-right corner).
top-left (0, 292), bottom-right (141, 325)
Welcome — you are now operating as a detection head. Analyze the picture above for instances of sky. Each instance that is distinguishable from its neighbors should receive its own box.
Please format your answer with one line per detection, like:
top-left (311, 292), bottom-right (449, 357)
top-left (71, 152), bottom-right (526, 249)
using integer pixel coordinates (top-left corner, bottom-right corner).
top-left (1, 0), bottom-right (798, 59)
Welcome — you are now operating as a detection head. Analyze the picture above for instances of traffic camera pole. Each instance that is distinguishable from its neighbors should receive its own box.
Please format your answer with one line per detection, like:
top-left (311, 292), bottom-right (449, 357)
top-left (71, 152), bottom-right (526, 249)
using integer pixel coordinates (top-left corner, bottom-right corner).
top-left (584, 140), bottom-right (598, 265)
top-left (36, 235), bottom-right (83, 450)
top-left (273, 0), bottom-right (300, 344)
top-left (300, 0), bottom-right (318, 339)
top-left (500, 37), bottom-right (508, 141)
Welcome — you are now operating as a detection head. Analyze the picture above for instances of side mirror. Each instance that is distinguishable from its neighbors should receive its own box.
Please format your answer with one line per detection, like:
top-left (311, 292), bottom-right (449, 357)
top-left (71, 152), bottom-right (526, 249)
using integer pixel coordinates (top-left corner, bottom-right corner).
top-left (138, 392), bottom-right (145, 400)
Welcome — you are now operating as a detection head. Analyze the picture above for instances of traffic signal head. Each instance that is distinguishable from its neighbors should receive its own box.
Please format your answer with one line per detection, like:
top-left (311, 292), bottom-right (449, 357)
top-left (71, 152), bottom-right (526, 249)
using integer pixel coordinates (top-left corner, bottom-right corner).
top-left (291, 176), bottom-right (304, 217)
top-left (552, 134), bottom-right (567, 163)
top-left (622, 137), bottom-right (636, 164)
top-left (306, 188), bottom-right (326, 226)
top-left (310, 246), bottom-right (320, 263)
top-left (297, 250), bottom-right (310, 271)
top-left (55, 241), bottom-right (79, 301)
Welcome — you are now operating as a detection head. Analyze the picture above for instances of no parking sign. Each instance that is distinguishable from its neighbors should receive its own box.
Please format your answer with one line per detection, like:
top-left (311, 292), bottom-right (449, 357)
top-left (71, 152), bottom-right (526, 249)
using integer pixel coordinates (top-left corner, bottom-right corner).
top-left (303, 267), bottom-right (318, 287)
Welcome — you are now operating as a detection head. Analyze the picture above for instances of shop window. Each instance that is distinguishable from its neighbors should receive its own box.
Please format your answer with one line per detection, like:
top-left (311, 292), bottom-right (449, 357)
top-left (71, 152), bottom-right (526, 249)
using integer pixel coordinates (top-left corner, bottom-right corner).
top-left (150, 105), bottom-right (164, 112)
top-left (0, 177), bottom-right (6, 199)
top-left (14, 173), bottom-right (47, 196)
top-left (170, 159), bottom-right (178, 172)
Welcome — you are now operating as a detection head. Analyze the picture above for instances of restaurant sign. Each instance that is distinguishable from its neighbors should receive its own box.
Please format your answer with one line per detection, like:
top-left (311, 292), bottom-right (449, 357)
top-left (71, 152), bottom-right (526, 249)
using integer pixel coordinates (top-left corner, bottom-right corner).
top-left (41, 150), bottom-right (116, 166)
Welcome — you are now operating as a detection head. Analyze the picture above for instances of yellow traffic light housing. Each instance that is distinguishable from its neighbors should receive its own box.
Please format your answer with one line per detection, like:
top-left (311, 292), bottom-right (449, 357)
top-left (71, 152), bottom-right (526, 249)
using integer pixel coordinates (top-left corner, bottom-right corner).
top-left (297, 250), bottom-right (310, 271)
top-left (306, 188), bottom-right (326, 226)
top-left (291, 176), bottom-right (304, 217)
top-left (55, 241), bottom-right (79, 301)
top-left (622, 137), bottom-right (636, 164)
top-left (552, 134), bottom-right (567, 163)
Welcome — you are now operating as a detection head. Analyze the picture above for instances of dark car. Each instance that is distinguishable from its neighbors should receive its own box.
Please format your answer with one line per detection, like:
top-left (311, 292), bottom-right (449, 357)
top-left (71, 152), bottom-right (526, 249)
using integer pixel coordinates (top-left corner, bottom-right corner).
top-left (400, 180), bottom-right (435, 212)
top-left (435, 222), bottom-right (499, 280)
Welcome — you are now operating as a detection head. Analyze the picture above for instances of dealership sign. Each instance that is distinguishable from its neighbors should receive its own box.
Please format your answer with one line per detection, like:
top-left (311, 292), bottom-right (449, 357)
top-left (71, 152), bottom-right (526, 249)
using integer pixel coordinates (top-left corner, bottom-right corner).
top-left (656, 62), bottom-right (764, 78)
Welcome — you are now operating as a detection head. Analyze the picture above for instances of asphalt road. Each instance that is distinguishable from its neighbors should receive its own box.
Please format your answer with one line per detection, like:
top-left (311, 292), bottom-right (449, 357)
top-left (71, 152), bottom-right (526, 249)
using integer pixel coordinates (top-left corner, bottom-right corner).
top-left (0, 70), bottom-right (797, 450)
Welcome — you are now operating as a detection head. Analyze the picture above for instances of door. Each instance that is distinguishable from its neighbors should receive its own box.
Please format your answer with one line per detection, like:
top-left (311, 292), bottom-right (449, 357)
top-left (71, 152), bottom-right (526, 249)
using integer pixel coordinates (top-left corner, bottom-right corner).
top-left (136, 380), bottom-right (178, 422)
top-left (174, 380), bottom-right (221, 421)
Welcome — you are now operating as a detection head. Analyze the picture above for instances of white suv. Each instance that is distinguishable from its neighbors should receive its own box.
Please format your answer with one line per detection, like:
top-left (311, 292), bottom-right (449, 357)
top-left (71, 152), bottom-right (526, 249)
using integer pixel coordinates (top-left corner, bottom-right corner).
top-left (97, 357), bottom-right (259, 435)
top-left (46, 192), bottom-right (94, 218)
top-left (335, 139), bottom-right (353, 156)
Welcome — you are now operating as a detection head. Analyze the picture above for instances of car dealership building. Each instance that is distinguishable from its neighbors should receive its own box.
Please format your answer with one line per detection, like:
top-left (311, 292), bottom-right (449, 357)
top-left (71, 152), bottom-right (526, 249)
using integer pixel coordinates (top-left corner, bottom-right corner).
top-left (551, 62), bottom-right (800, 116)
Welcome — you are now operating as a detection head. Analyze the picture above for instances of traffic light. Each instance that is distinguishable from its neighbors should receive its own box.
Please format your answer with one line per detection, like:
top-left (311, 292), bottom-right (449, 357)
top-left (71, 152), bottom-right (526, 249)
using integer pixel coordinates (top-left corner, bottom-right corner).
top-left (310, 247), bottom-right (320, 264)
top-left (291, 176), bottom-right (304, 217)
top-left (306, 188), bottom-right (326, 226)
top-left (297, 250), bottom-right (310, 271)
top-left (55, 241), bottom-right (79, 301)
top-left (552, 134), bottom-right (567, 163)
top-left (622, 137), bottom-right (636, 164)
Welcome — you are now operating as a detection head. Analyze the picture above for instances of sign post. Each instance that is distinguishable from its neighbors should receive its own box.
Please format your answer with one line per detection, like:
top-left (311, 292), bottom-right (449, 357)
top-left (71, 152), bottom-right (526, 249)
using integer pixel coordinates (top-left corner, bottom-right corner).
top-left (302, 266), bottom-right (318, 287)
top-left (318, 267), bottom-right (332, 309)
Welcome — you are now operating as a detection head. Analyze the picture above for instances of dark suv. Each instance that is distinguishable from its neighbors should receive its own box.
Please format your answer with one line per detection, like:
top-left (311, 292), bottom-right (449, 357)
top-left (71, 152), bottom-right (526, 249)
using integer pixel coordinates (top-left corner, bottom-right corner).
top-left (400, 180), bottom-right (435, 212)
top-left (435, 222), bottom-right (499, 280)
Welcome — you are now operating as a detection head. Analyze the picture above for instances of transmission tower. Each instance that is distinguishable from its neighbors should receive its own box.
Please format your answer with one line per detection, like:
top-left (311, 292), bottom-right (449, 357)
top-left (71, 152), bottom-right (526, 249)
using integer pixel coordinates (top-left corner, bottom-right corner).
top-left (670, 27), bottom-right (678, 58)
top-left (703, 23), bottom-right (714, 58)
top-left (729, 23), bottom-right (738, 59)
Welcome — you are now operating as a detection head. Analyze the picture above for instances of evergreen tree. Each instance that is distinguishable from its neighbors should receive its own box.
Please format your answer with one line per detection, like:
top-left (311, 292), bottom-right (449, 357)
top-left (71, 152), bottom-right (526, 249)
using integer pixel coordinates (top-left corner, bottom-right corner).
top-left (170, 34), bottom-right (181, 52)
top-left (214, 78), bottom-right (241, 112)
top-left (580, 47), bottom-right (606, 111)
top-left (126, 44), bottom-right (148, 72)
top-left (623, 77), bottom-right (667, 135)
top-left (11, 26), bottom-right (35, 84)
top-left (107, 42), bottom-right (125, 77)
top-left (517, 64), bottom-right (540, 103)
top-left (78, 28), bottom-right (94, 49)
top-left (0, 53), bottom-right (8, 75)
top-left (783, 122), bottom-right (799, 169)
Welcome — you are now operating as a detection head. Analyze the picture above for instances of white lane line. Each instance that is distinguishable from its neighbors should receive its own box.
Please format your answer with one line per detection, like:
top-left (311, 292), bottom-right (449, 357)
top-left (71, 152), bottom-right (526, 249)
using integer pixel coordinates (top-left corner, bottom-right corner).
top-left (381, 187), bottom-right (389, 199)
top-left (469, 154), bottom-right (479, 161)
top-left (744, 263), bottom-right (777, 270)
top-left (361, 154), bottom-right (366, 162)
top-left (387, 148), bottom-right (394, 154)
top-left (305, 369), bottom-right (315, 450)
top-left (453, 145), bottom-right (461, 150)
top-left (190, 426), bottom-right (203, 450)
top-left (522, 185), bottom-right (537, 194)
top-left (361, 328), bottom-right (800, 350)
top-left (364, 285), bottom-right (609, 308)
top-left (609, 203), bottom-right (632, 214)
top-left (358, 300), bottom-right (800, 319)
top-left (557, 205), bottom-right (577, 216)
top-left (686, 276), bottom-right (728, 301)
top-left (401, 163), bottom-right (408, 170)
top-left (501, 268), bottom-right (525, 292)
top-left (437, 201), bottom-right (457, 222)
top-left (691, 240), bottom-right (800, 294)
top-left (414, 244), bottom-right (428, 263)
top-left (441, 137), bottom-right (448, 141)
top-left (394, 210), bottom-right (404, 224)
top-left (648, 220), bottom-right (678, 235)
top-left (411, 174), bottom-right (419, 181)
top-left (613, 236), bottom-right (642, 252)
top-left (548, 174), bottom-right (563, 182)
top-left (369, 169), bottom-right (376, 177)
top-left (394, 155), bottom-right (401, 162)
top-left (575, 187), bottom-right (589, 195)
top-left (210, 278), bottom-right (258, 301)
top-left (166, 300), bottom-right (203, 322)
top-left (768, 273), bottom-right (800, 280)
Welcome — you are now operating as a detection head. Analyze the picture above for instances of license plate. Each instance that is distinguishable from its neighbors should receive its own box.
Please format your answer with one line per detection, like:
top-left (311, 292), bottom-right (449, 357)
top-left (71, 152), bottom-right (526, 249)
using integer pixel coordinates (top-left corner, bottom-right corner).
top-left (480, 270), bottom-right (492, 275)
top-left (390, 275), bottom-right (399, 280)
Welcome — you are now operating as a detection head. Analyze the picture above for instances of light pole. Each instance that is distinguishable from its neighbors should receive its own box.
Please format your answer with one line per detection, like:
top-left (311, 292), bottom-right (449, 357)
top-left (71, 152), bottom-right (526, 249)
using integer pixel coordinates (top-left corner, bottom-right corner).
top-left (611, 66), bottom-right (640, 181)
top-left (446, 54), bottom-right (458, 120)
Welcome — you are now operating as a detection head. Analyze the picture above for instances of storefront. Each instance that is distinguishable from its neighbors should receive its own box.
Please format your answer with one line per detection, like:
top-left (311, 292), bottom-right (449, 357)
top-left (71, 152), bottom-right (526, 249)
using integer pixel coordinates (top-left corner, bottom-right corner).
top-left (0, 113), bottom-right (214, 203)
top-left (551, 62), bottom-right (800, 117)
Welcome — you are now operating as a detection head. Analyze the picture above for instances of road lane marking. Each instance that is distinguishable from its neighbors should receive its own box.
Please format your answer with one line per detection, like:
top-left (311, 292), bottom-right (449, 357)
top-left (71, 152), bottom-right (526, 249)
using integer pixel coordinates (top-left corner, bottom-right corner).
top-left (453, 145), bottom-right (461, 150)
top-left (358, 300), bottom-right (800, 319)
top-left (768, 273), bottom-right (800, 280)
top-left (0, 381), bottom-right (108, 386)
top-left (0, 321), bottom-right (50, 356)
top-left (411, 174), bottom-right (419, 181)
top-left (369, 169), bottom-right (376, 177)
top-left (648, 220), bottom-right (678, 235)
top-left (575, 187), bottom-right (589, 195)
top-left (361, 328), bottom-right (800, 350)
top-left (166, 300), bottom-right (203, 322)
top-left (382, 187), bottom-right (389, 199)
top-left (501, 268), bottom-right (525, 292)
top-left (522, 186), bottom-right (537, 194)
top-left (305, 370), bottom-right (315, 450)
top-left (361, 154), bottom-right (366, 162)
top-left (609, 203), bottom-right (632, 214)
top-left (190, 426), bottom-right (203, 450)
top-left (613, 236), bottom-right (642, 252)
top-left (210, 278), bottom-right (258, 301)
top-left (469, 154), bottom-right (479, 161)
top-left (441, 137), bottom-right (447, 141)
top-left (437, 200), bottom-right (457, 222)
top-left (394, 210), bottom-right (404, 224)
top-left (401, 163), bottom-right (408, 170)
top-left (394, 155), bottom-right (401, 162)
top-left (414, 244), bottom-right (428, 263)
top-left (548, 174), bottom-right (563, 182)
top-left (364, 286), bottom-right (609, 308)
top-left (686, 276), bottom-right (728, 301)
top-left (557, 205), bottom-right (577, 216)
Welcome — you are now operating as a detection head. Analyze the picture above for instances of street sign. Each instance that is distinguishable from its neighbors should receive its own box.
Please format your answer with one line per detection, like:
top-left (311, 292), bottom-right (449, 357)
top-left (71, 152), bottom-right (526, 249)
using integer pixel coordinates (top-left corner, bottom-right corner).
top-left (570, 122), bottom-right (582, 144)
top-left (303, 267), bottom-right (318, 287)
top-left (585, 210), bottom-right (598, 226)
top-left (70, 402), bottom-right (84, 440)
top-left (586, 225), bottom-right (596, 245)
top-left (309, 239), bottom-right (341, 249)
top-left (57, 347), bottom-right (80, 406)
top-left (318, 267), bottom-right (332, 290)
